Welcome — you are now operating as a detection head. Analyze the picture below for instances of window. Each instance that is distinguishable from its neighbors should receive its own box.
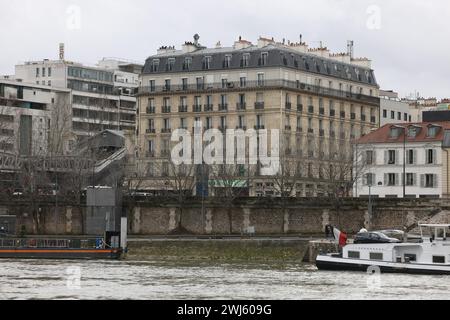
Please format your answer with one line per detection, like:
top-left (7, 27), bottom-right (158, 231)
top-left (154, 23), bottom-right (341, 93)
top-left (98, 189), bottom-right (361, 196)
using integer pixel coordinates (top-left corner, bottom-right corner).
top-left (242, 54), bottom-right (250, 67)
top-left (164, 79), bottom-right (171, 91)
top-left (404, 254), bottom-right (417, 262)
top-left (223, 55), bottom-right (232, 68)
top-left (42, 67), bottom-right (46, 77)
top-left (387, 173), bottom-right (397, 186)
top-left (397, 112), bottom-right (401, 120)
top-left (257, 73), bottom-right (265, 86)
top-left (180, 118), bottom-right (187, 129)
top-left (391, 111), bottom-right (395, 119)
top-left (183, 57), bottom-right (192, 70)
top-left (48, 67), bottom-right (52, 77)
top-left (366, 150), bottom-right (374, 165)
top-left (196, 77), bottom-right (204, 90)
top-left (260, 52), bottom-right (268, 66)
top-left (36, 68), bottom-right (40, 77)
top-left (428, 126), bottom-right (439, 137)
top-left (433, 256), bottom-right (445, 264)
top-left (365, 173), bottom-right (375, 186)
top-left (370, 253), bottom-right (383, 260)
top-left (383, 109), bottom-right (387, 118)
top-left (240, 76), bottom-right (247, 88)
top-left (167, 58), bottom-right (175, 71)
top-left (151, 59), bottom-right (160, 72)
top-left (206, 117), bottom-right (212, 129)
top-left (407, 149), bottom-right (415, 164)
top-left (404, 113), bottom-right (408, 121)
top-left (149, 80), bottom-right (155, 92)
top-left (182, 78), bottom-right (188, 90)
top-left (426, 149), bottom-right (436, 164)
top-left (348, 251), bottom-right (360, 259)
top-left (408, 127), bottom-right (418, 138)
top-left (406, 173), bottom-right (415, 186)
top-left (203, 56), bottom-right (211, 70)
top-left (388, 150), bottom-right (396, 164)
top-left (424, 174), bottom-right (436, 188)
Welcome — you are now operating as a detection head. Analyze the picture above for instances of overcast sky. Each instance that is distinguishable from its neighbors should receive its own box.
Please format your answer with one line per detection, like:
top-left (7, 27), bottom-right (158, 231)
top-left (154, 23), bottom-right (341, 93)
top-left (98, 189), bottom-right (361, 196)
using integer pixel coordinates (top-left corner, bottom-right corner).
top-left (1, 0), bottom-right (449, 99)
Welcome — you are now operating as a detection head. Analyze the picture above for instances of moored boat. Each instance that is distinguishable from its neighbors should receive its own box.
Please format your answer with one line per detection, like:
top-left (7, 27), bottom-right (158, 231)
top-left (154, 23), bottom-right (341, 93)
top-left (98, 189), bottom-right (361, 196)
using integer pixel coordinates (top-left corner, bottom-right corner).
top-left (316, 224), bottom-right (450, 275)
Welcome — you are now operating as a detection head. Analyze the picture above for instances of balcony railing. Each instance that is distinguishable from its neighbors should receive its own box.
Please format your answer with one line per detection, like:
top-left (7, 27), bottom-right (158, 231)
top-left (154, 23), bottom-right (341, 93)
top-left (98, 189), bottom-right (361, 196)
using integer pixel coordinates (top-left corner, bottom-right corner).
top-left (308, 128), bottom-right (314, 134)
top-left (146, 107), bottom-right (155, 114)
top-left (319, 108), bottom-right (325, 116)
top-left (350, 113), bottom-right (356, 120)
top-left (178, 105), bottom-right (188, 113)
top-left (204, 104), bottom-right (214, 112)
top-left (296, 127), bottom-right (303, 133)
top-left (308, 105), bottom-right (314, 114)
top-left (254, 125), bottom-right (265, 130)
top-left (361, 114), bottom-right (366, 122)
top-left (162, 106), bottom-right (171, 113)
top-left (285, 125), bottom-right (292, 131)
top-left (330, 109), bottom-right (336, 117)
top-left (255, 102), bottom-right (265, 110)
top-left (193, 105), bottom-right (202, 112)
top-left (297, 104), bottom-right (303, 112)
top-left (161, 128), bottom-right (172, 134)
top-left (371, 116), bottom-right (376, 123)
top-left (236, 103), bottom-right (246, 110)
top-left (319, 129), bottom-right (325, 137)
top-left (340, 112), bottom-right (346, 119)
top-left (146, 129), bottom-right (156, 134)
top-left (138, 80), bottom-right (380, 105)
top-left (285, 102), bottom-right (292, 110)
top-left (218, 104), bottom-right (228, 111)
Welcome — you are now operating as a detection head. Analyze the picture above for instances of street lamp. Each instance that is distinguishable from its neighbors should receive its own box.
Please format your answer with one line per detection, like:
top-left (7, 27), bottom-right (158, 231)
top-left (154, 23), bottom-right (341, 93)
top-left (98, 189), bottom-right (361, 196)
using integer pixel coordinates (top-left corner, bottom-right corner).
top-left (393, 125), bottom-right (407, 198)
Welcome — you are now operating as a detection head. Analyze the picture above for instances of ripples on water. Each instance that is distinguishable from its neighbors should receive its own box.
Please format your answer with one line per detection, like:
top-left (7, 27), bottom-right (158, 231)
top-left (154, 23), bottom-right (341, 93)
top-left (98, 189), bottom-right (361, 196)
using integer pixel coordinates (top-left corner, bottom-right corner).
top-left (0, 259), bottom-right (449, 300)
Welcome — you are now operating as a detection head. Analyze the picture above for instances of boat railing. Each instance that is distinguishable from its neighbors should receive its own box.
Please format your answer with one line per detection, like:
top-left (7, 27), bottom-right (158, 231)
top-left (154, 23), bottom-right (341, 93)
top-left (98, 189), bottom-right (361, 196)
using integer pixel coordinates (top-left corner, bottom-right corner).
top-left (0, 238), bottom-right (106, 249)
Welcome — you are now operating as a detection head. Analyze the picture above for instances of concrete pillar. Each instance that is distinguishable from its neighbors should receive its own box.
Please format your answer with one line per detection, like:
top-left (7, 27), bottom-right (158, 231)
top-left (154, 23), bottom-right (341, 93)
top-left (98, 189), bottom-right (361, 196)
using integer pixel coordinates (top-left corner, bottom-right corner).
top-left (243, 208), bottom-right (251, 232)
top-left (169, 208), bottom-right (177, 231)
top-left (322, 209), bottom-right (330, 232)
top-left (65, 207), bottom-right (72, 234)
top-left (133, 207), bottom-right (141, 234)
top-left (283, 210), bottom-right (290, 234)
top-left (205, 209), bottom-right (213, 234)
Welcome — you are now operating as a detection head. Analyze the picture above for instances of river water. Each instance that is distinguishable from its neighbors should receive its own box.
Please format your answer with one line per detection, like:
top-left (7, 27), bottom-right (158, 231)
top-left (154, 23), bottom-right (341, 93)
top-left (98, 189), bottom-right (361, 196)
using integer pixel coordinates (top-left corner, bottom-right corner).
top-left (0, 259), bottom-right (449, 300)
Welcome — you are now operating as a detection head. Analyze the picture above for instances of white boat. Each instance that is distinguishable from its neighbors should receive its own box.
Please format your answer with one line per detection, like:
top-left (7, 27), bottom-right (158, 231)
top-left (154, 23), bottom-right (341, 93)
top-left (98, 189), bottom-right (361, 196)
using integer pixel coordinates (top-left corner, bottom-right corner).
top-left (316, 224), bottom-right (450, 275)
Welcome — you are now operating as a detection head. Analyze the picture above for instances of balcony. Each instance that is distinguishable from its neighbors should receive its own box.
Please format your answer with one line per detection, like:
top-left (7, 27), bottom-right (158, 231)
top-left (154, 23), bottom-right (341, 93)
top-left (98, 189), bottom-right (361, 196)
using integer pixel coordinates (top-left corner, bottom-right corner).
top-left (254, 125), bottom-right (265, 130)
top-left (218, 126), bottom-right (228, 131)
top-left (178, 105), bottom-right (188, 113)
top-left (285, 102), bottom-right (292, 110)
top-left (330, 109), bottom-right (336, 117)
top-left (146, 151), bottom-right (155, 158)
top-left (204, 104), bottom-right (214, 112)
top-left (255, 102), bottom-right (265, 110)
top-left (350, 113), bottom-right (356, 120)
top-left (371, 116), bottom-right (376, 123)
top-left (297, 104), bottom-right (303, 112)
top-left (308, 106), bottom-right (314, 114)
top-left (138, 80), bottom-right (381, 106)
top-left (218, 104), bottom-right (228, 111)
top-left (162, 106), bottom-right (171, 113)
top-left (340, 133), bottom-right (346, 139)
top-left (146, 107), bottom-right (155, 114)
top-left (296, 127), bottom-right (303, 133)
top-left (146, 129), bottom-right (156, 134)
top-left (193, 105), bottom-right (202, 113)
top-left (285, 125), bottom-right (292, 131)
top-left (161, 150), bottom-right (171, 157)
top-left (236, 103), bottom-right (246, 111)
top-left (361, 114), bottom-right (366, 122)
top-left (330, 131), bottom-right (336, 138)
top-left (308, 128), bottom-right (314, 134)
top-left (236, 126), bottom-right (247, 130)
top-left (319, 129), bottom-right (325, 137)
top-left (340, 112), bottom-right (346, 119)
top-left (161, 128), bottom-right (172, 134)
top-left (319, 108), bottom-right (325, 116)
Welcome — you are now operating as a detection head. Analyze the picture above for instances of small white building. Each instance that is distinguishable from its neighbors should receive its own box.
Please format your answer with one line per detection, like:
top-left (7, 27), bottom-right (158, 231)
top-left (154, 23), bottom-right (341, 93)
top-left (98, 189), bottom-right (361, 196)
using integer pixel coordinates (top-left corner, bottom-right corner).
top-left (354, 122), bottom-right (450, 199)
top-left (379, 90), bottom-right (412, 126)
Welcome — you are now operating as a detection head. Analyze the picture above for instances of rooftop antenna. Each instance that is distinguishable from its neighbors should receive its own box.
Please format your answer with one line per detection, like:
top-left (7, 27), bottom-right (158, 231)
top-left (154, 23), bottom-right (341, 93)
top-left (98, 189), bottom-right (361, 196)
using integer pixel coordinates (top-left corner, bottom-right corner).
top-left (347, 40), bottom-right (354, 59)
top-left (299, 34), bottom-right (303, 43)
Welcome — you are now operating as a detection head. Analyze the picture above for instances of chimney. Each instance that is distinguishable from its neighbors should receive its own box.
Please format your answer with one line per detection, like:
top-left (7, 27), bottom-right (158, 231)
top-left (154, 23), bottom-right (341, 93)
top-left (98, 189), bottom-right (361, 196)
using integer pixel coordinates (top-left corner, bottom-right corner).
top-left (59, 43), bottom-right (65, 60)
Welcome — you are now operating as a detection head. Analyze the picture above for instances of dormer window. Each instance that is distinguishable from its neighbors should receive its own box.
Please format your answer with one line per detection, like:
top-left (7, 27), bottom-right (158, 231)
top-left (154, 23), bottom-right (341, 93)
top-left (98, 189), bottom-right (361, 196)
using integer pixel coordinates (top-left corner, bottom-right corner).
top-left (241, 53), bottom-right (250, 67)
top-left (223, 55), bottom-right (232, 68)
top-left (427, 125), bottom-right (440, 138)
top-left (151, 59), bottom-right (160, 72)
top-left (390, 127), bottom-right (401, 139)
top-left (260, 52), bottom-right (268, 66)
top-left (166, 58), bottom-right (175, 71)
top-left (183, 57), bottom-right (192, 70)
top-left (202, 56), bottom-right (212, 70)
top-left (408, 126), bottom-right (419, 138)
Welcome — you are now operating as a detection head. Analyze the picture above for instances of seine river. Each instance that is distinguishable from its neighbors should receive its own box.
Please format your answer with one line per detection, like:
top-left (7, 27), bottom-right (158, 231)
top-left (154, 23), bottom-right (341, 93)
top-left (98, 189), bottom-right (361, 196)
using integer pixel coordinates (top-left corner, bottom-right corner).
top-left (0, 259), bottom-right (449, 300)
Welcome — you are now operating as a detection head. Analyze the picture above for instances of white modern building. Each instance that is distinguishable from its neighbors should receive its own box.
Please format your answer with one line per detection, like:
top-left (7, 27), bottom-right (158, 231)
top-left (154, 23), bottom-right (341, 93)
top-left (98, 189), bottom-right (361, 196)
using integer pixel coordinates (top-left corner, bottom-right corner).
top-left (354, 122), bottom-right (450, 199)
top-left (379, 90), bottom-right (413, 126)
top-left (14, 48), bottom-right (142, 141)
top-left (0, 79), bottom-right (72, 156)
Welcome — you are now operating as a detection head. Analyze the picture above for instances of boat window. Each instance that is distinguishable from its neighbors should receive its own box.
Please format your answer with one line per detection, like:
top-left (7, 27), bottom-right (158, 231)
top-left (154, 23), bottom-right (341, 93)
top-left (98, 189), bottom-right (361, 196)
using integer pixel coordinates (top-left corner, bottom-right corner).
top-left (433, 256), bottom-right (445, 264)
top-left (370, 253), bottom-right (383, 260)
top-left (348, 251), bottom-right (360, 259)
top-left (404, 254), bottom-right (417, 262)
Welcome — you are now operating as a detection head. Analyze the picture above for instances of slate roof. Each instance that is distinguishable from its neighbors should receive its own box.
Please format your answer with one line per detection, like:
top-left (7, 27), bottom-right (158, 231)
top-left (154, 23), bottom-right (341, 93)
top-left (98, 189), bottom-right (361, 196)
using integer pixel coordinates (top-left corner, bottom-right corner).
top-left (142, 43), bottom-right (377, 86)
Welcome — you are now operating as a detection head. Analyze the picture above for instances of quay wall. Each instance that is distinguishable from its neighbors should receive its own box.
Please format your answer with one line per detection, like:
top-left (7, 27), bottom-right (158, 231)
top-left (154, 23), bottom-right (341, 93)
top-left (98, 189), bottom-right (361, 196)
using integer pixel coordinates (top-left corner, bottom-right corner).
top-left (0, 198), bottom-right (448, 236)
